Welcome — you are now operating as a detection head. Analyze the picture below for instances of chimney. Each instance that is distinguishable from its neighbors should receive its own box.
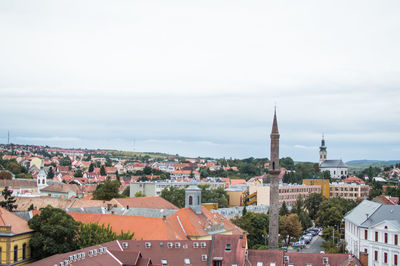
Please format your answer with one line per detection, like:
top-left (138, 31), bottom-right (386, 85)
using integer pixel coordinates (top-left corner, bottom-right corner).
top-left (163, 215), bottom-right (166, 221)
top-left (126, 205), bottom-right (129, 210)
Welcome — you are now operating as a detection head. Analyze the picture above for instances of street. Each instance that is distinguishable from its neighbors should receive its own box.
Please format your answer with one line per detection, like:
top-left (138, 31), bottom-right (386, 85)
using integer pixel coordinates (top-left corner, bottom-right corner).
top-left (289, 236), bottom-right (324, 253)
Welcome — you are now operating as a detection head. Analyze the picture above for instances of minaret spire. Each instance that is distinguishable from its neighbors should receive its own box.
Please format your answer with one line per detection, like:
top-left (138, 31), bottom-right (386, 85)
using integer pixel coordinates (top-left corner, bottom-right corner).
top-left (268, 107), bottom-right (280, 250)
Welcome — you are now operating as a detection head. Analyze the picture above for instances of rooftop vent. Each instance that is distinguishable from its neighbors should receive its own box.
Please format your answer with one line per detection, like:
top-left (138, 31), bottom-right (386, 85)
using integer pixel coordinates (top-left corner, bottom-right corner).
top-left (201, 254), bottom-right (207, 261)
top-left (145, 242), bottom-right (152, 248)
top-left (323, 257), bottom-right (329, 264)
top-left (201, 242), bottom-right (206, 248)
top-left (193, 242), bottom-right (199, 248)
top-left (88, 250), bottom-right (93, 257)
top-left (284, 256), bottom-right (289, 262)
top-left (167, 242), bottom-right (173, 248)
top-left (161, 259), bottom-right (168, 265)
top-left (175, 242), bottom-right (181, 248)
top-left (225, 243), bottom-right (231, 251)
top-left (122, 242), bottom-right (129, 248)
top-left (184, 258), bottom-right (191, 265)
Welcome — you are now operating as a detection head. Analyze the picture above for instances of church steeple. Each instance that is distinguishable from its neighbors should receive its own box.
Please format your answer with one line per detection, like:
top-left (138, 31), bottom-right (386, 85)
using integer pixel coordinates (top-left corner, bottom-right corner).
top-left (319, 134), bottom-right (327, 165)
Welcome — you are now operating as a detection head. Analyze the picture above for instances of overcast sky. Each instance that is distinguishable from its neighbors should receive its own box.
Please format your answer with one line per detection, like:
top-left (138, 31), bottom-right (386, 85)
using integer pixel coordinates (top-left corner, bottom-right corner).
top-left (1, 0), bottom-right (399, 162)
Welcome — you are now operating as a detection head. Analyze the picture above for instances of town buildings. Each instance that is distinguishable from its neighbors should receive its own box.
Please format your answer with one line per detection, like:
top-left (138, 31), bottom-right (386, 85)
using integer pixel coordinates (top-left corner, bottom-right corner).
top-left (344, 200), bottom-right (400, 266)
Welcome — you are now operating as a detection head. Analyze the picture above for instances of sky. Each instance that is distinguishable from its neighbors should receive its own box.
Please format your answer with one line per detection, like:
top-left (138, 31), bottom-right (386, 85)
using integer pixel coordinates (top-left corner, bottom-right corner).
top-left (1, 0), bottom-right (400, 162)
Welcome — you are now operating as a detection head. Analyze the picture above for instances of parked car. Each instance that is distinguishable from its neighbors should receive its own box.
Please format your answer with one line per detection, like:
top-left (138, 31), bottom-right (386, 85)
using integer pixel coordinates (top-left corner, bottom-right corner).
top-left (293, 241), bottom-right (305, 248)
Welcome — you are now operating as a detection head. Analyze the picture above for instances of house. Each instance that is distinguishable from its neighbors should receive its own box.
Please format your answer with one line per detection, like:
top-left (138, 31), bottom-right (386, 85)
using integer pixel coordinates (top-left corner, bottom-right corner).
top-left (170, 170), bottom-right (200, 180)
top-left (0, 207), bottom-right (34, 265)
top-left (110, 196), bottom-right (178, 210)
top-left (40, 183), bottom-right (82, 199)
top-left (30, 234), bottom-right (361, 266)
top-left (344, 200), bottom-right (400, 265)
top-left (0, 179), bottom-right (39, 196)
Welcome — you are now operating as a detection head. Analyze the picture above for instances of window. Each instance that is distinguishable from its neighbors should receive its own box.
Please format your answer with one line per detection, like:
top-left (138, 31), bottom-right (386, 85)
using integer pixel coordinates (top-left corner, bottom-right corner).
top-left (374, 250), bottom-right (378, 261)
top-left (375, 231), bottom-right (379, 242)
top-left (189, 196), bottom-right (193, 205)
top-left (14, 245), bottom-right (18, 262)
top-left (384, 252), bottom-right (388, 263)
top-left (396, 235), bottom-right (398, 245)
top-left (364, 230), bottom-right (368, 240)
top-left (22, 243), bottom-right (26, 260)
top-left (395, 254), bottom-right (398, 265)
top-left (385, 233), bottom-right (388, 243)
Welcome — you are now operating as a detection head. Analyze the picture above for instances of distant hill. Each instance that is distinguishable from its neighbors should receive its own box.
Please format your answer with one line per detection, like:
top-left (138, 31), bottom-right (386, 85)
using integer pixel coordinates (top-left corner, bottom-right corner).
top-left (346, 160), bottom-right (400, 170)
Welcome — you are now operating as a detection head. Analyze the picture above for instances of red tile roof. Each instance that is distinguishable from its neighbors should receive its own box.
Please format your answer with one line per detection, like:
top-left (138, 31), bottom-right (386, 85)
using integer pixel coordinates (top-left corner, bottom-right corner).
top-left (111, 197), bottom-right (179, 210)
top-left (343, 175), bottom-right (365, 184)
top-left (0, 207), bottom-right (33, 235)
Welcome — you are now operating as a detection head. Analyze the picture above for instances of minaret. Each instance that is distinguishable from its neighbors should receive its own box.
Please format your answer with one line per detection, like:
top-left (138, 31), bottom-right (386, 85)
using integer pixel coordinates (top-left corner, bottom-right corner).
top-left (319, 134), bottom-right (327, 165)
top-left (268, 108), bottom-right (280, 249)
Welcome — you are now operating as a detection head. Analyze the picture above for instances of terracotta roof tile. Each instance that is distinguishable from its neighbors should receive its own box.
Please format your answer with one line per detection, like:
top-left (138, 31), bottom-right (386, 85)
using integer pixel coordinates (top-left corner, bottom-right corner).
top-left (0, 207), bottom-right (33, 235)
top-left (111, 197), bottom-right (179, 210)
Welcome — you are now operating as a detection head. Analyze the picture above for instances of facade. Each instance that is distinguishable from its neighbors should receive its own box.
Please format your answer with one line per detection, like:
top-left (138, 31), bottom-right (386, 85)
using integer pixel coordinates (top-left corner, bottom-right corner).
top-left (330, 182), bottom-right (370, 200)
top-left (249, 183), bottom-right (321, 207)
top-left (0, 179), bottom-right (39, 197)
top-left (225, 185), bottom-right (247, 207)
top-left (170, 170), bottom-right (200, 180)
top-left (0, 207), bottom-right (34, 265)
top-left (344, 200), bottom-right (400, 266)
top-left (40, 183), bottom-right (82, 199)
top-left (130, 181), bottom-right (224, 197)
top-left (31, 235), bottom-right (362, 266)
top-left (303, 179), bottom-right (330, 198)
top-left (319, 136), bottom-right (348, 179)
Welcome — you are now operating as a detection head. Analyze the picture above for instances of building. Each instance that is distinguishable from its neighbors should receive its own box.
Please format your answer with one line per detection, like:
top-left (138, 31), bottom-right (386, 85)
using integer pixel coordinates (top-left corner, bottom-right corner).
top-left (36, 161), bottom-right (47, 191)
top-left (319, 135), bottom-right (348, 179)
top-left (303, 179), bottom-right (330, 198)
top-left (0, 179), bottom-right (39, 197)
top-left (130, 181), bottom-right (224, 197)
top-left (0, 207), bottom-right (34, 265)
top-left (249, 183), bottom-right (321, 207)
top-left (330, 182), bottom-right (370, 200)
top-left (39, 183), bottom-right (82, 199)
top-left (344, 200), bottom-right (400, 266)
top-left (30, 235), bottom-right (362, 266)
top-left (225, 185), bottom-right (247, 207)
top-left (67, 186), bottom-right (245, 242)
top-left (170, 170), bottom-right (200, 180)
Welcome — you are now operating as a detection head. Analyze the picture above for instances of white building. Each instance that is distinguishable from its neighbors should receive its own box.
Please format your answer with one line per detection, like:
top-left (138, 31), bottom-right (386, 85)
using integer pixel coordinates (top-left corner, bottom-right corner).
top-left (319, 135), bottom-right (348, 179)
top-left (344, 200), bottom-right (400, 266)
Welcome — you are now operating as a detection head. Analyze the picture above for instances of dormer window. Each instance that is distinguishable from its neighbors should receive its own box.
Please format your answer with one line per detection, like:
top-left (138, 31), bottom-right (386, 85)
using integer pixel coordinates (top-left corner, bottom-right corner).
top-left (189, 196), bottom-right (193, 205)
top-left (225, 244), bottom-right (231, 251)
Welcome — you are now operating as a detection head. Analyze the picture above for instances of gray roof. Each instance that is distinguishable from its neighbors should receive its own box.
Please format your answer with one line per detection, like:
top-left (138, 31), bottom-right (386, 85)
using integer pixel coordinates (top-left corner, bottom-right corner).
top-left (344, 200), bottom-right (381, 226)
top-left (320, 159), bottom-right (348, 168)
top-left (63, 206), bottom-right (178, 218)
top-left (360, 204), bottom-right (400, 228)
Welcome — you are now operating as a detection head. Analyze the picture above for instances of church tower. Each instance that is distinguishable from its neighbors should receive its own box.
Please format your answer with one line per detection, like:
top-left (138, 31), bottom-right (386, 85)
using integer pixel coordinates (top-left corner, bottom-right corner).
top-left (37, 160), bottom-right (47, 191)
top-left (319, 134), bottom-right (327, 165)
top-left (268, 108), bottom-right (280, 249)
top-left (185, 182), bottom-right (202, 214)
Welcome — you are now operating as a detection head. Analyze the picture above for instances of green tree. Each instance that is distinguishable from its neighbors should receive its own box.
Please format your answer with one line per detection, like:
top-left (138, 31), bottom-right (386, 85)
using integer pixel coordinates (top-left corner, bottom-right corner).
top-left (28, 206), bottom-right (80, 259)
top-left (59, 156), bottom-right (72, 166)
top-left (92, 180), bottom-right (125, 201)
top-left (74, 170), bottom-right (83, 178)
top-left (47, 167), bottom-right (54, 179)
top-left (231, 212), bottom-right (269, 249)
top-left (304, 193), bottom-right (324, 220)
top-left (134, 191), bottom-right (146, 197)
top-left (0, 186), bottom-right (17, 211)
top-left (315, 197), bottom-right (356, 227)
top-left (78, 223), bottom-right (134, 249)
top-left (279, 201), bottom-right (289, 216)
top-left (279, 214), bottom-right (302, 245)
top-left (122, 186), bottom-right (130, 197)
top-left (88, 163), bottom-right (94, 172)
top-left (160, 186), bottom-right (185, 208)
top-left (100, 165), bottom-right (106, 176)
top-left (198, 184), bottom-right (229, 208)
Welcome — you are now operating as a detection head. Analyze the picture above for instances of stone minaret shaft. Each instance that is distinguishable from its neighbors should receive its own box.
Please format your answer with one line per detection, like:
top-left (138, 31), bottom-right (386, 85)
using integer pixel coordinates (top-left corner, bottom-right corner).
top-left (268, 109), bottom-right (280, 249)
